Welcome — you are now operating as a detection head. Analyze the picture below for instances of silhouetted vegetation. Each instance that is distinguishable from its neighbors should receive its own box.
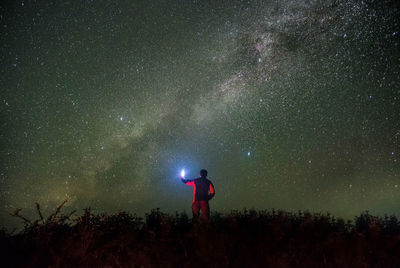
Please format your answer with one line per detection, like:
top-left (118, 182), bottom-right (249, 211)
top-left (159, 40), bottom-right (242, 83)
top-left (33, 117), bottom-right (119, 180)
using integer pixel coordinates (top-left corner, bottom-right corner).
top-left (1, 202), bottom-right (400, 267)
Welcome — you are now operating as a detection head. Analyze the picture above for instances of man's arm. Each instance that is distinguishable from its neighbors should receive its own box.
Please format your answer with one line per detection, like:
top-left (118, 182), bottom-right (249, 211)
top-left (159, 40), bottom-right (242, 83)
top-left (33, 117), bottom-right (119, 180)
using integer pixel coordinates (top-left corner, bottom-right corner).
top-left (208, 182), bottom-right (215, 200)
top-left (181, 178), bottom-right (195, 186)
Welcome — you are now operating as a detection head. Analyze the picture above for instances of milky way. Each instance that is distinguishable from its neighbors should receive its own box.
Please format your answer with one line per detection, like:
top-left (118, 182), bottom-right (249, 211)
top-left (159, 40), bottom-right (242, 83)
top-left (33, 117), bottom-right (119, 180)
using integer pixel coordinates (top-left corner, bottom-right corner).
top-left (1, 0), bottom-right (399, 229)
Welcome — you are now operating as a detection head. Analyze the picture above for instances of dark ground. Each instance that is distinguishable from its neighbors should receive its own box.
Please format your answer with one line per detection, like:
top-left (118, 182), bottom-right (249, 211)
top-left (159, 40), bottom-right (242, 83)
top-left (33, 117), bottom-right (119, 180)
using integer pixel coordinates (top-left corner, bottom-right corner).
top-left (1, 205), bottom-right (400, 267)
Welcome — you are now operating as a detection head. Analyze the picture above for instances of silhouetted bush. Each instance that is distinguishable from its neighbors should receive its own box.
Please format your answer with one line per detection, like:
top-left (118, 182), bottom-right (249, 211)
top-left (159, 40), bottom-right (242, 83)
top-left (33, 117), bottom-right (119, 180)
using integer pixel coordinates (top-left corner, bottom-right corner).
top-left (1, 202), bottom-right (400, 267)
top-left (382, 215), bottom-right (400, 236)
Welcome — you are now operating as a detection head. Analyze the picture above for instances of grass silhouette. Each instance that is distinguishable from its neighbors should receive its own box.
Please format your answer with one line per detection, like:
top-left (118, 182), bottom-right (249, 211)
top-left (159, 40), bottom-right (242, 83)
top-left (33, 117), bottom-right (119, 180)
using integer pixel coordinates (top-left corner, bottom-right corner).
top-left (1, 200), bottom-right (400, 267)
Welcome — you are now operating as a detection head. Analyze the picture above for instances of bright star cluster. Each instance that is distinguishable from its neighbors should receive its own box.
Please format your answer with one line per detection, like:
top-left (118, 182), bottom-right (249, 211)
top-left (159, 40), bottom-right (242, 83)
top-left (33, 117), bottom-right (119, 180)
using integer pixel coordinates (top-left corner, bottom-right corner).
top-left (1, 0), bottom-right (399, 229)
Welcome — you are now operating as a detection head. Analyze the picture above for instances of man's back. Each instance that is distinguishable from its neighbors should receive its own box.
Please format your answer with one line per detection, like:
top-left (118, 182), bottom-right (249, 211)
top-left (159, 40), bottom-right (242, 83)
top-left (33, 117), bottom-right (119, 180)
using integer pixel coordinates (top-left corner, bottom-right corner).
top-left (193, 177), bottom-right (214, 202)
top-left (182, 176), bottom-right (215, 203)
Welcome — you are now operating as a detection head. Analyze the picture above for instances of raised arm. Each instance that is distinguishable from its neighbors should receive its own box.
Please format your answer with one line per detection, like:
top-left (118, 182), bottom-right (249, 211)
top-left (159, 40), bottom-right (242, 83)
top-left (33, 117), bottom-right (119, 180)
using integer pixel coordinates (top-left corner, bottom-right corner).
top-left (181, 178), bottom-right (195, 186)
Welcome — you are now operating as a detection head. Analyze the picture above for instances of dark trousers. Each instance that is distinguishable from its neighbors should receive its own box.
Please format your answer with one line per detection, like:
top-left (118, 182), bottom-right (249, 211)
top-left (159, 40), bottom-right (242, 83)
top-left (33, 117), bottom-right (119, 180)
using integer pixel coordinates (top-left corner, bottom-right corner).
top-left (192, 201), bottom-right (210, 223)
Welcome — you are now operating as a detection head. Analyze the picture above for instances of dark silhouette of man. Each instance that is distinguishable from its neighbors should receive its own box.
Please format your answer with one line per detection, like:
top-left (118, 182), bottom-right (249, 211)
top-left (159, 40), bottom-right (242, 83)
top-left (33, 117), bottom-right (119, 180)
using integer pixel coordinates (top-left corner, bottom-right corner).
top-left (181, 169), bottom-right (215, 223)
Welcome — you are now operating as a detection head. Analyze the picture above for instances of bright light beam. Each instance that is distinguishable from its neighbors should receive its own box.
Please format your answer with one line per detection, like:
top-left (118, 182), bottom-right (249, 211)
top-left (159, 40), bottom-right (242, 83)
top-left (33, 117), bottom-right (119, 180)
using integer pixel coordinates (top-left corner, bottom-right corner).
top-left (180, 169), bottom-right (185, 178)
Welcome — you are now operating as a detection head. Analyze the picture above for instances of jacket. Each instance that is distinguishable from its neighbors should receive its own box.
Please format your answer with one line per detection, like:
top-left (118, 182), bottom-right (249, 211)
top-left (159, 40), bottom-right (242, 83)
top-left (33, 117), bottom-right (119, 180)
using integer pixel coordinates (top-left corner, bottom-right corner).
top-left (181, 177), bottom-right (215, 203)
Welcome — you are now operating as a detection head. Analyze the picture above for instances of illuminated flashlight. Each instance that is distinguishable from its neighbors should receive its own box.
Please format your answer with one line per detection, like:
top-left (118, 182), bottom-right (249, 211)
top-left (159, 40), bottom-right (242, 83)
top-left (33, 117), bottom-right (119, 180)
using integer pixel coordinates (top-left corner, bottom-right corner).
top-left (180, 169), bottom-right (185, 178)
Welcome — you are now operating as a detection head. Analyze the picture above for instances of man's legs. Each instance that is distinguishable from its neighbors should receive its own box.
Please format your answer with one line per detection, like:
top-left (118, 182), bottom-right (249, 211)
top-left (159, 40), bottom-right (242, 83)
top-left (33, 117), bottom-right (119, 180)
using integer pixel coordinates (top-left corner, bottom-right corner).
top-left (192, 202), bottom-right (200, 223)
top-left (199, 201), bottom-right (210, 223)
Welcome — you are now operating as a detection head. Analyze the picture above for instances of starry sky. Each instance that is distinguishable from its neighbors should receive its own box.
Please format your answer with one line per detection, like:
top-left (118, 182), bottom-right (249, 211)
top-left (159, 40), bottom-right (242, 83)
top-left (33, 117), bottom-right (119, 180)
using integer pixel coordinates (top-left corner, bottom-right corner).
top-left (1, 0), bottom-right (399, 229)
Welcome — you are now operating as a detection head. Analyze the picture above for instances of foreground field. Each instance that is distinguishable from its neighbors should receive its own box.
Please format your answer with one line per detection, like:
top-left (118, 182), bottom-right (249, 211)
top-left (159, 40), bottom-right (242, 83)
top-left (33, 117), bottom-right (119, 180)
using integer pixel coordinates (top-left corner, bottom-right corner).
top-left (1, 206), bottom-right (400, 267)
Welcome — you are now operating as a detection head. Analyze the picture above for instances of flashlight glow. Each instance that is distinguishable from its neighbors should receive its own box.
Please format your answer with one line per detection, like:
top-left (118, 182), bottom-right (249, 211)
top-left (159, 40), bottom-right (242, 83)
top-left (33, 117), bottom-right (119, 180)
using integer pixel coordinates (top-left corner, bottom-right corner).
top-left (180, 169), bottom-right (185, 178)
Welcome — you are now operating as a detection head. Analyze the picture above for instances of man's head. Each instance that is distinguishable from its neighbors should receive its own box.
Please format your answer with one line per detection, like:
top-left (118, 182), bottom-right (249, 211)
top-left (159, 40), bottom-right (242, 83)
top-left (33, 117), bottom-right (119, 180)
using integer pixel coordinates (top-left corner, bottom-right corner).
top-left (200, 169), bottom-right (208, 178)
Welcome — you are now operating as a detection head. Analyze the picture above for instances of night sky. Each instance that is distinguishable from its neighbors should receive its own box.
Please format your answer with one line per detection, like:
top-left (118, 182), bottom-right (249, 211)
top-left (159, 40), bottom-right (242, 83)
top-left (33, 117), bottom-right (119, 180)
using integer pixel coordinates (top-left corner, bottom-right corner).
top-left (1, 0), bottom-right (399, 229)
